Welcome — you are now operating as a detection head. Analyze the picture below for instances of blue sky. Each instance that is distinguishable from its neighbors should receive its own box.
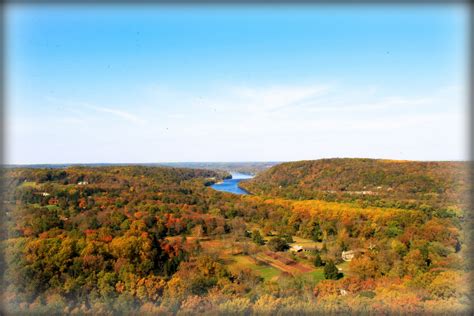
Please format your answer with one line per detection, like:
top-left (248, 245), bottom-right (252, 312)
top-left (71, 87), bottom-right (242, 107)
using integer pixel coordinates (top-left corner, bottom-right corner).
top-left (6, 5), bottom-right (469, 163)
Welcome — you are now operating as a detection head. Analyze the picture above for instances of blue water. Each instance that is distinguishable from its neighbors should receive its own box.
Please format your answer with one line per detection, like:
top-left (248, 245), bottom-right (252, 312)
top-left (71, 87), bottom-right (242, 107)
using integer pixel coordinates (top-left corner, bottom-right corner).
top-left (211, 172), bottom-right (253, 195)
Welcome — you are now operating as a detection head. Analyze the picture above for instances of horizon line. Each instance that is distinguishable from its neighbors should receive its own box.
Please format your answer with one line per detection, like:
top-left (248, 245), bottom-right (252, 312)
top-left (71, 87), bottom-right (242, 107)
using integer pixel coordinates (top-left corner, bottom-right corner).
top-left (3, 157), bottom-right (470, 167)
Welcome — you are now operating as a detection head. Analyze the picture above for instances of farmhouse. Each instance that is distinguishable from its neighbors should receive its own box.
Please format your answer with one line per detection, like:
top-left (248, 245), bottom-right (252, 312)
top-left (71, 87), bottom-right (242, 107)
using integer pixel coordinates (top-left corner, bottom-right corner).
top-left (289, 243), bottom-right (319, 253)
top-left (342, 250), bottom-right (355, 261)
top-left (290, 245), bottom-right (303, 252)
top-left (302, 246), bottom-right (318, 253)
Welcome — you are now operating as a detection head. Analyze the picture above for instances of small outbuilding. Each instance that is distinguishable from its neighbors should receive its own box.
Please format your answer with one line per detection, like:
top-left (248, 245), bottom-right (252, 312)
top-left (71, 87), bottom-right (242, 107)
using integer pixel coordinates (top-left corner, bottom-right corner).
top-left (290, 245), bottom-right (303, 252)
top-left (342, 250), bottom-right (355, 262)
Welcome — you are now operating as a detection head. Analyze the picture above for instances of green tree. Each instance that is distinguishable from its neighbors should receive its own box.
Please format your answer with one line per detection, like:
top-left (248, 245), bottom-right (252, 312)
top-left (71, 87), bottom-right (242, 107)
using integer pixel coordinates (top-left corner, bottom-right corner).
top-left (252, 230), bottom-right (265, 245)
top-left (281, 234), bottom-right (294, 243)
top-left (314, 253), bottom-right (324, 267)
top-left (267, 237), bottom-right (289, 252)
top-left (312, 223), bottom-right (323, 242)
top-left (324, 260), bottom-right (340, 280)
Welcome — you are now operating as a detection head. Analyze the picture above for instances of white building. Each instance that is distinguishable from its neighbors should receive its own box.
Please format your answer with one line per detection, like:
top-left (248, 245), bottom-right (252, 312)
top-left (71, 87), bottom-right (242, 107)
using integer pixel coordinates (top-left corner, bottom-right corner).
top-left (342, 250), bottom-right (355, 262)
top-left (290, 245), bottom-right (303, 252)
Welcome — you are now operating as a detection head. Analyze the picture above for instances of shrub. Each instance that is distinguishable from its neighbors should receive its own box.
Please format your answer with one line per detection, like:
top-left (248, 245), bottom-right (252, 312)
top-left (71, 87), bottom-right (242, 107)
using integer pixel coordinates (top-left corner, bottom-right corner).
top-left (324, 260), bottom-right (341, 280)
top-left (314, 253), bottom-right (324, 267)
top-left (267, 237), bottom-right (289, 252)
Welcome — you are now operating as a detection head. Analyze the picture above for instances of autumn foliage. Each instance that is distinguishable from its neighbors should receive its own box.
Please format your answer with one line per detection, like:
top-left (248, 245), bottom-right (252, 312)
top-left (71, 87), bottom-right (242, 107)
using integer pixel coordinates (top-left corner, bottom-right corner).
top-left (1, 163), bottom-right (471, 314)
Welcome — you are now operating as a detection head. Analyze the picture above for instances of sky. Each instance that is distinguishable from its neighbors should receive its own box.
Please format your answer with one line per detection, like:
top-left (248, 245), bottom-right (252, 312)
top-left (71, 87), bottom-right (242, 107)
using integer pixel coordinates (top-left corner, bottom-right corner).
top-left (5, 4), bottom-right (469, 164)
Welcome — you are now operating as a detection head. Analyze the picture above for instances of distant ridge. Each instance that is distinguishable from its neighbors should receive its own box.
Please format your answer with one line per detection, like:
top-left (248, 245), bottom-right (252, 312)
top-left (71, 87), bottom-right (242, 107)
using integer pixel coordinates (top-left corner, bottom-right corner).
top-left (3, 161), bottom-right (281, 175)
top-left (240, 158), bottom-right (469, 214)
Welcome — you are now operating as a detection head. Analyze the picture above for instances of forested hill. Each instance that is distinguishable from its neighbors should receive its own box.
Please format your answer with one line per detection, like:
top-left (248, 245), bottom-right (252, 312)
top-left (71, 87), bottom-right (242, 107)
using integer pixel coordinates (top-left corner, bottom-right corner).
top-left (240, 158), bottom-right (470, 215)
top-left (4, 166), bottom-right (230, 187)
top-left (158, 162), bottom-right (279, 175)
top-left (2, 163), bottom-right (471, 313)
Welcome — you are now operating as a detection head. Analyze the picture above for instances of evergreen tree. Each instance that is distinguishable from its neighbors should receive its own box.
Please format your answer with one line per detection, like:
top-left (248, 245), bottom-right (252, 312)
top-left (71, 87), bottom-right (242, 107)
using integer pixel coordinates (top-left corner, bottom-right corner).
top-left (314, 253), bottom-right (324, 267)
top-left (267, 237), bottom-right (289, 252)
top-left (281, 234), bottom-right (294, 243)
top-left (324, 260), bottom-right (340, 280)
top-left (252, 230), bottom-right (265, 245)
top-left (312, 223), bottom-right (323, 242)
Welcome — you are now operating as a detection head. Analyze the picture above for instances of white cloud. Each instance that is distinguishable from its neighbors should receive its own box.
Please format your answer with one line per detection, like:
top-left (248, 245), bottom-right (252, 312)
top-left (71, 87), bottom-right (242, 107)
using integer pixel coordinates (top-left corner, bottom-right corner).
top-left (6, 81), bottom-right (467, 163)
top-left (305, 96), bottom-right (433, 113)
top-left (229, 84), bottom-right (331, 112)
top-left (41, 97), bottom-right (147, 125)
top-left (187, 83), bottom-right (452, 123)
top-left (88, 105), bottom-right (146, 125)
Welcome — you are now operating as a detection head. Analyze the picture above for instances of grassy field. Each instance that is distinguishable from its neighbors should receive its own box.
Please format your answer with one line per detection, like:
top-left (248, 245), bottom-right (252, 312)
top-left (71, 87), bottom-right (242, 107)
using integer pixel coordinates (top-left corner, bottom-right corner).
top-left (337, 261), bottom-right (352, 276)
top-left (303, 269), bottom-right (325, 283)
top-left (168, 234), bottom-right (335, 285)
top-left (46, 205), bottom-right (59, 211)
top-left (290, 236), bottom-right (322, 249)
top-left (228, 255), bottom-right (280, 281)
top-left (19, 181), bottom-right (38, 188)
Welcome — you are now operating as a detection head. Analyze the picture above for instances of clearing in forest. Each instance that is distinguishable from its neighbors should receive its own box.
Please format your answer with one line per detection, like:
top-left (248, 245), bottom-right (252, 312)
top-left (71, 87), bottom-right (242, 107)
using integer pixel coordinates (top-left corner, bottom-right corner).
top-left (227, 255), bottom-right (280, 281)
top-left (255, 251), bottom-right (314, 274)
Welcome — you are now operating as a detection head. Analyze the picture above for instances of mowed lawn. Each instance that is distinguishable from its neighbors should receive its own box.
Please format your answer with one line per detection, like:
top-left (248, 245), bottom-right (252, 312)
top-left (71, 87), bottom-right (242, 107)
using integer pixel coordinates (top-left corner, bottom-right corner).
top-left (228, 255), bottom-right (280, 281)
top-left (170, 235), bottom-right (331, 285)
top-left (19, 181), bottom-right (38, 188)
top-left (303, 269), bottom-right (325, 283)
top-left (290, 236), bottom-right (322, 249)
top-left (337, 261), bottom-right (352, 276)
top-left (229, 252), bottom-right (327, 286)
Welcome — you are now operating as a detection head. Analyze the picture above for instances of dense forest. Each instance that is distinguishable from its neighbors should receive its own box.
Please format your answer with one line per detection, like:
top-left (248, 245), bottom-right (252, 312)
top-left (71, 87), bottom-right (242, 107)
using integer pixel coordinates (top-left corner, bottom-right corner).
top-left (1, 162), bottom-right (472, 314)
top-left (240, 158), bottom-right (470, 216)
top-left (159, 162), bottom-right (279, 175)
top-left (5, 162), bottom-right (279, 176)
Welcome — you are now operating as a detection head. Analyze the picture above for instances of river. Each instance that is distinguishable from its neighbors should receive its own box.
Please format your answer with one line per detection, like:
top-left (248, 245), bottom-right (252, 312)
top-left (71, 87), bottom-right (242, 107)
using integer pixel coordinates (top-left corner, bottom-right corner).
top-left (210, 172), bottom-right (253, 195)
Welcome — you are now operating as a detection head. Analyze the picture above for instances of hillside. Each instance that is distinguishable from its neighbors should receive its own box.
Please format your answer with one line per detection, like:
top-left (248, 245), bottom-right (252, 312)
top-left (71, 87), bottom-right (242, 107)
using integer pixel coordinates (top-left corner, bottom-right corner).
top-left (158, 162), bottom-right (280, 175)
top-left (1, 164), bottom-right (471, 314)
top-left (240, 158), bottom-right (470, 215)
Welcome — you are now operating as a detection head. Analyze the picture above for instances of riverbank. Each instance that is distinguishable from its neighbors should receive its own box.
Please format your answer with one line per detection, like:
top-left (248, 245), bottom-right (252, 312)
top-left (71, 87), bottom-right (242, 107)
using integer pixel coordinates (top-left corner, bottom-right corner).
top-left (210, 172), bottom-right (254, 195)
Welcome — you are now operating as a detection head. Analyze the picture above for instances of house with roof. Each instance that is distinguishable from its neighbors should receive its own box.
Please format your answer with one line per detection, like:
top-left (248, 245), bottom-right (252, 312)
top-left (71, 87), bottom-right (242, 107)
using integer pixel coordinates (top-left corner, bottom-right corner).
top-left (342, 250), bottom-right (355, 262)
top-left (290, 245), bottom-right (303, 252)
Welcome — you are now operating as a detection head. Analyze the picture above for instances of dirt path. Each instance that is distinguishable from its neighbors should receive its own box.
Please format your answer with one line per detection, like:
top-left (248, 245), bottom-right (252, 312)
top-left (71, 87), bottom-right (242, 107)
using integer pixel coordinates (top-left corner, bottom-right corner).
top-left (254, 252), bottom-right (314, 274)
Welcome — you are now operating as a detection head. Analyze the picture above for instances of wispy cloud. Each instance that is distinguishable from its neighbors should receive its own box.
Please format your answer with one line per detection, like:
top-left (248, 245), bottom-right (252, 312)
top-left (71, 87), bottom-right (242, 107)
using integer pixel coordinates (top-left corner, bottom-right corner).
top-left (168, 113), bottom-right (185, 119)
top-left (305, 96), bottom-right (433, 113)
top-left (228, 84), bottom-right (332, 113)
top-left (8, 81), bottom-right (466, 163)
top-left (190, 83), bottom-right (448, 123)
top-left (89, 105), bottom-right (146, 124)
top-left (44, 97), bottom-right (147, 125)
